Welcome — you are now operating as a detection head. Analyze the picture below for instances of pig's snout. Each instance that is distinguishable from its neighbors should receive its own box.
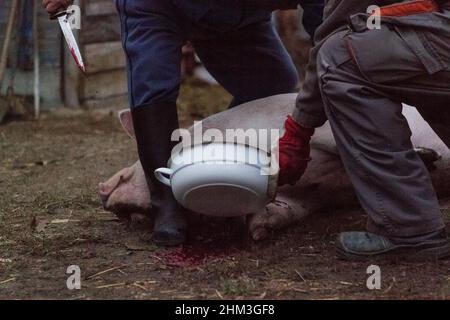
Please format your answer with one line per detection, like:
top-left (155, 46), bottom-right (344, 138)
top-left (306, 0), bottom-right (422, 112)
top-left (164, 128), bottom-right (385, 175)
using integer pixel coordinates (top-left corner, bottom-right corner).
top-left (97, 163), bottom-right (152, 215)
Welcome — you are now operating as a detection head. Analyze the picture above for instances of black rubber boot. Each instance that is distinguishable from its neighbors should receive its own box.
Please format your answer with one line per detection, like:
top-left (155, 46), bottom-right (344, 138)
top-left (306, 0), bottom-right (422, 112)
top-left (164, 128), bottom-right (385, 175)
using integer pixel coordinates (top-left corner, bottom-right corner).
top-left (336, 230), bottom-right (450, 261)
top-left (131, 102), bottom-right (187, 246)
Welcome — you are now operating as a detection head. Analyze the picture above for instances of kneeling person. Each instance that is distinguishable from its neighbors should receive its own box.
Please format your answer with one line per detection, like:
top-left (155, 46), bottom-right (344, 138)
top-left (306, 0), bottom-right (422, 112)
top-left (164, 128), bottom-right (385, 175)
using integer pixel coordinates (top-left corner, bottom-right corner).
top-left (278, 0), bottom-right (450, 259)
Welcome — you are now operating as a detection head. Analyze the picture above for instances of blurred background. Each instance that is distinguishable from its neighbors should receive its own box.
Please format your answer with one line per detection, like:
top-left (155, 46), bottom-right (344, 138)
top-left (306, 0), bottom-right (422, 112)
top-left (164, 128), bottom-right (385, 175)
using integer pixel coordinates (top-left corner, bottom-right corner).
top-left (0, 0), bottom-right (312, 124)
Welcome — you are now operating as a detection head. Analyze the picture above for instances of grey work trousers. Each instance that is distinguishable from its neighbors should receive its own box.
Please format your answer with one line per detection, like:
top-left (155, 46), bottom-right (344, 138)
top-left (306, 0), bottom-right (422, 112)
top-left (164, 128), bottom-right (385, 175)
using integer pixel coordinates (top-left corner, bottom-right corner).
top-left (315, 23), bottom-right (450, 237)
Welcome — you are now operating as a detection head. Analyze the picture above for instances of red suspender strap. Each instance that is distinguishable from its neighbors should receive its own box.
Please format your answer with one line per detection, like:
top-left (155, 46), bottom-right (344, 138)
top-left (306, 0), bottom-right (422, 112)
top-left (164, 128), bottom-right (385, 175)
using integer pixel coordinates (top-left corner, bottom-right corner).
top-left (376, 0), bottom-right (440, 17)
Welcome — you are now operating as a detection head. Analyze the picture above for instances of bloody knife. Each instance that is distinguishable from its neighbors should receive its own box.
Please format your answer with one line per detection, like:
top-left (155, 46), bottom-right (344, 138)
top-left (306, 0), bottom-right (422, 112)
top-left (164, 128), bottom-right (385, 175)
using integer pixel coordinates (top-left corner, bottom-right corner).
top-left (51, 10), bottom-right (85, 73)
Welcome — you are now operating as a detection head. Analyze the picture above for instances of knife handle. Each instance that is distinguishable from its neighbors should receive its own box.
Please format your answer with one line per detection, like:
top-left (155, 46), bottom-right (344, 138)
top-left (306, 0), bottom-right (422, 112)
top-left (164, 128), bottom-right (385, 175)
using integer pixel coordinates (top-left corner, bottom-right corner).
top-left (49, 10), bottom-right (69, 20)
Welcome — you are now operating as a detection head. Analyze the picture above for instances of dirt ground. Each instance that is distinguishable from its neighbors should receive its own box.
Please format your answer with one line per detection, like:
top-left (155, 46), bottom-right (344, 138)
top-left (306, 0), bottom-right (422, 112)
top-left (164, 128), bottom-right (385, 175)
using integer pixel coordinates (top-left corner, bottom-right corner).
top-left (1, 81), bottom-right (450, 300)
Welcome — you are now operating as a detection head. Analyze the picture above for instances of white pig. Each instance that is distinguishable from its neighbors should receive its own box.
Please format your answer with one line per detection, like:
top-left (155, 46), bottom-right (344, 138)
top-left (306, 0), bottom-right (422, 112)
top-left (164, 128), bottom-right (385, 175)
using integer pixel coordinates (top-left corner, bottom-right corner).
top-left (99, 94), bottom-right (450, 240)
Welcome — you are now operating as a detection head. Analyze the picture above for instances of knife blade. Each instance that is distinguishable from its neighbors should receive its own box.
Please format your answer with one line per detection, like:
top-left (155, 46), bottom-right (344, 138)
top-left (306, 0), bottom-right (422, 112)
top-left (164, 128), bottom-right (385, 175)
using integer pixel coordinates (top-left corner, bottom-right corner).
top-left (57, 12), bottom-right (85, 73)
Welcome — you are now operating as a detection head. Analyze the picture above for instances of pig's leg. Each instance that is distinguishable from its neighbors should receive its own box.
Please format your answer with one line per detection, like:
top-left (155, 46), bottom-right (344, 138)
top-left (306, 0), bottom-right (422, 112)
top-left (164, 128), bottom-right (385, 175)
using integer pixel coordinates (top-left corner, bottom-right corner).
top-left (247, 193), bottom-right (317, 241)
top-left (248, 149), bottom-right (358, 240)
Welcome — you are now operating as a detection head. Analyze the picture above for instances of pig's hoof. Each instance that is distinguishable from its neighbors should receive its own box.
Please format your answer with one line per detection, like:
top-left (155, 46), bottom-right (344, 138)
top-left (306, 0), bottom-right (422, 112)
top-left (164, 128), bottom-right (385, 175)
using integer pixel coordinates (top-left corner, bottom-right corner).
top-left (248, 200), bottom-right (295, 241)
top-left (152, 228), bottom-right (187, 247)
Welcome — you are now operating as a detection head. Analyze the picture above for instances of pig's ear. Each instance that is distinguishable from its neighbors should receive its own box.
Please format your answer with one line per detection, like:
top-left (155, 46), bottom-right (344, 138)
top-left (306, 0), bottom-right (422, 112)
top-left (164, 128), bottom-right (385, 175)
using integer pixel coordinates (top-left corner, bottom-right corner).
top-left (118, 109), bottom-right (135, 139)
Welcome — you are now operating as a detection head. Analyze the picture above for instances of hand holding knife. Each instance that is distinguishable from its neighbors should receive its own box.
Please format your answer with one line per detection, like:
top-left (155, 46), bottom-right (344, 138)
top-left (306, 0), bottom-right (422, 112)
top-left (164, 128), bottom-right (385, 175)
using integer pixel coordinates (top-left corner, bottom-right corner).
top-left (50, 9), bottom-right (85, 73)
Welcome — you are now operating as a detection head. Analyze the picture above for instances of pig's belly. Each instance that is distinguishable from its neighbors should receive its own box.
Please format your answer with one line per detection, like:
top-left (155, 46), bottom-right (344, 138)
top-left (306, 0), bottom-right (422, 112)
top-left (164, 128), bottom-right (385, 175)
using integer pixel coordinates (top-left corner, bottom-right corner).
top-left (312, 104), bottom-right (450, 161)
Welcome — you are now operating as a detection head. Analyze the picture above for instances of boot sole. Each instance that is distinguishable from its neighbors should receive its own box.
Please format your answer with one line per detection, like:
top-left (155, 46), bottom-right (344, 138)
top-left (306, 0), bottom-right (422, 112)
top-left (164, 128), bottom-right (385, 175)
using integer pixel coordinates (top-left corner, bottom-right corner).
top-left (152, 233), bottom-right (187, 247)
top-left (153, 239), bottom-right (186, 247)
top-left (336, 240), bottom-right (450, 262)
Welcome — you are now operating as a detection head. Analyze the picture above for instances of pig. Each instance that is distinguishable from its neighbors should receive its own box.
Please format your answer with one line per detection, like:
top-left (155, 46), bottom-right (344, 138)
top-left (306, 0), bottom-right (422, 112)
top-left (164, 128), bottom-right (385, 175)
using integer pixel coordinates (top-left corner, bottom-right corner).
top-left (99, 94), bottom-right (450, 240)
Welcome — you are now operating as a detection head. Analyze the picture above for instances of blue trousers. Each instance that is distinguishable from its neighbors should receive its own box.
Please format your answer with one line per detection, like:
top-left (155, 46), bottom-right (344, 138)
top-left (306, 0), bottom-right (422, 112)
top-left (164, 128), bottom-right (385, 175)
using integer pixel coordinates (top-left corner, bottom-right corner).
top-left (116, 0), bottom-right (304, 109)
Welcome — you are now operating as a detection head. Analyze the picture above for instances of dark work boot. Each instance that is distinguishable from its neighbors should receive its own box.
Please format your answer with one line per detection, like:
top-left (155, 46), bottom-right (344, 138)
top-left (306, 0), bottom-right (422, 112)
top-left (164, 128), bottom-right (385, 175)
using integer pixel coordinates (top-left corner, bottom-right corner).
top-left (131, 102), bottom-right (187, 246)
top-left (336, 230), bottom-right (450, 261)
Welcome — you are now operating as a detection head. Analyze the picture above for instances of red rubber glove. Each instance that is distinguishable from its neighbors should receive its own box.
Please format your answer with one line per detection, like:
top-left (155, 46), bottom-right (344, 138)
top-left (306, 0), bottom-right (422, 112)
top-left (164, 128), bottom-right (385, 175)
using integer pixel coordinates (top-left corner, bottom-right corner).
top-left (276, 116), bottom-right (314, 186)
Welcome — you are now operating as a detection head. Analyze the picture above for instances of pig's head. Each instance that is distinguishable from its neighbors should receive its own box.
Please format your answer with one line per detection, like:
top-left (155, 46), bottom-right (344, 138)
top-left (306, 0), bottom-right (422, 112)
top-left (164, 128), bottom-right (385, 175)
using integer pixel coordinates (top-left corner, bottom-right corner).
top-left (98, 110), bottom-right (152, 218)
